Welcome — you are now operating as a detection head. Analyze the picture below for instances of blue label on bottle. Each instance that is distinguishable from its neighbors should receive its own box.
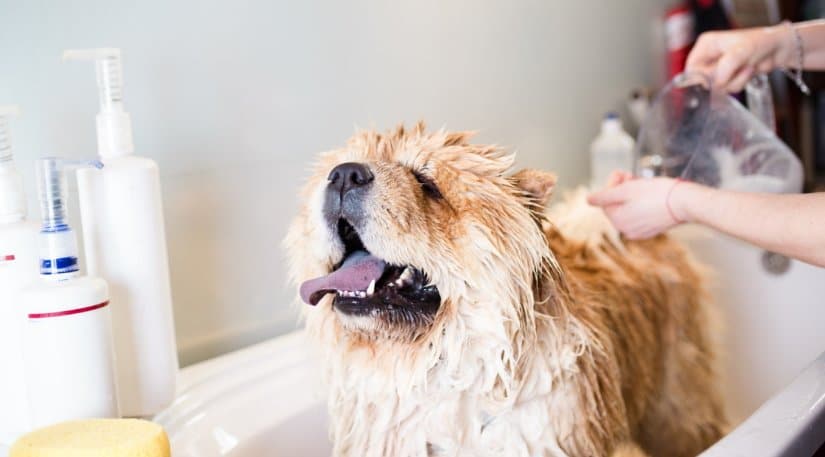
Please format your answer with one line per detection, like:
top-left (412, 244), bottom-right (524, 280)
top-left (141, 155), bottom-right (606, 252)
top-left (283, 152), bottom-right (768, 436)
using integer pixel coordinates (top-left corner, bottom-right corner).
top-left (40, 223), bottom-right (70, 234)
top-left (40, 256), bottom-right (79, 275)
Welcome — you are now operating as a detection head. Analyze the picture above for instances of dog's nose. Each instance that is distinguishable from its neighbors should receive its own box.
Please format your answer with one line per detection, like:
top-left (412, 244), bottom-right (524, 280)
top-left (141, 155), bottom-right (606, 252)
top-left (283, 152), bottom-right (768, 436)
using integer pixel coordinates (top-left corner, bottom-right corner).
top-left (328, 162), bottom-right (374, 196)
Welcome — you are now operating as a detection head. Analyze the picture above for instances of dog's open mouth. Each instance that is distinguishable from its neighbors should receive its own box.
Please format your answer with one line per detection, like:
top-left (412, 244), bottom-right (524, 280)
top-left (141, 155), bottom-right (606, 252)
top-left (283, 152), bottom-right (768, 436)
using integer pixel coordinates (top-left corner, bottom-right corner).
top-left (299, 219), bottom-right (441, 318)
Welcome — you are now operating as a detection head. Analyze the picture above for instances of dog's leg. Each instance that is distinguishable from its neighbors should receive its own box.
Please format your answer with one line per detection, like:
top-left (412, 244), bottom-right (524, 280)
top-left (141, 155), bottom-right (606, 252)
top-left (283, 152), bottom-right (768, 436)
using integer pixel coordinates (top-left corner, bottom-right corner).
top-left (609, 442), bottom-right (650, 457)
top-left (634, 248), bottom-right (728, 457)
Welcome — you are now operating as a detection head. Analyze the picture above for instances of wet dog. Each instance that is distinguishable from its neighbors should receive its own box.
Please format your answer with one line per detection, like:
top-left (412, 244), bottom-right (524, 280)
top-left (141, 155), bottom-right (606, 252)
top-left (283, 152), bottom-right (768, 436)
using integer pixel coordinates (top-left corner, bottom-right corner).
top-left (286, 123), bottom-right (726, 456)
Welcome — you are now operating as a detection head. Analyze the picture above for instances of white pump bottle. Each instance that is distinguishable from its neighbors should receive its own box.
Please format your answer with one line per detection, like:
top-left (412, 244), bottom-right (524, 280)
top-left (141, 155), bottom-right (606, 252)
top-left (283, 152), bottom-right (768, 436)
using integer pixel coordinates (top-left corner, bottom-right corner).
top-left (63, 48), bottom-right (178, 417)
top-left (0, 106), bottom-right (39, 444)
top-left (21, 158), bottom-right (119, 428)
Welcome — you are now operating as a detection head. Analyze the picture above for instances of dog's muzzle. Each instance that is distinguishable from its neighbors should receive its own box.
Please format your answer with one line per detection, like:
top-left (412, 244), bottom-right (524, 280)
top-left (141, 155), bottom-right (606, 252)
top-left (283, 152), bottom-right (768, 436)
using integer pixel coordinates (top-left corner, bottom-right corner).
top-left (324, 162), bottom-right (373, 227)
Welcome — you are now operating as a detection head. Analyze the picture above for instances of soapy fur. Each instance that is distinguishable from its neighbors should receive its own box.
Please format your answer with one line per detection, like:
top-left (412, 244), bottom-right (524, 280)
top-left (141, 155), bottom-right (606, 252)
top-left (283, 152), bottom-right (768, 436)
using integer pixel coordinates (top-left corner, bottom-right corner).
top-left (286, 123), bottom-right (726, 457)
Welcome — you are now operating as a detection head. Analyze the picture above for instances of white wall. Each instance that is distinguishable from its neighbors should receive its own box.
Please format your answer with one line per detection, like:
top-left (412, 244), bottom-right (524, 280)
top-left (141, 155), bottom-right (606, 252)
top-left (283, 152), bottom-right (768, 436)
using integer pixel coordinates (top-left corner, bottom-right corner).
top-left (0, 0), bottom-right (666, 365)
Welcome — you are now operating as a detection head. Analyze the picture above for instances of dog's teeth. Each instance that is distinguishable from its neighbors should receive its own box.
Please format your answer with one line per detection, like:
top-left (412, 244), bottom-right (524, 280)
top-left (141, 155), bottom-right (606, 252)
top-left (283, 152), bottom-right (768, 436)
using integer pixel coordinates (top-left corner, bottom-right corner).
top-left (395, 268), bottom-right (415, 287)
top-left (356, 291), bottom-right (366, 298)
top-left (366, 280), bottom-right (376, 296)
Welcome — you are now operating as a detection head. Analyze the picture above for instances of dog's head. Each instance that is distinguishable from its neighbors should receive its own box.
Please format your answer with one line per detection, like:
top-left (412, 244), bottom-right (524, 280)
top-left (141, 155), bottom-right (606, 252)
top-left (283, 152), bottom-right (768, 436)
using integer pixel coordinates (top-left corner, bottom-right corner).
top-left (287, 123), bottom-right (558, 348)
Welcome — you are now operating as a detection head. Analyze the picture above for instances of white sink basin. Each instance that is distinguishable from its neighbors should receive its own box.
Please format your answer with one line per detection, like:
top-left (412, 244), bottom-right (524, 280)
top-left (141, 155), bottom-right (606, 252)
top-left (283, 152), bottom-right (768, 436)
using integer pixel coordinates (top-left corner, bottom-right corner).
top-left (155, 332), bottom-right (331, 456)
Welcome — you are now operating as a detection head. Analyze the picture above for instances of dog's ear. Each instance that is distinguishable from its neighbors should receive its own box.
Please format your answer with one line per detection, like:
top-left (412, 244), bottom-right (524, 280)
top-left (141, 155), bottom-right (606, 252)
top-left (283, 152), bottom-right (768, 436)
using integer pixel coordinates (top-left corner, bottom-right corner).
top-left (510, 169), bottom-right (556, 206)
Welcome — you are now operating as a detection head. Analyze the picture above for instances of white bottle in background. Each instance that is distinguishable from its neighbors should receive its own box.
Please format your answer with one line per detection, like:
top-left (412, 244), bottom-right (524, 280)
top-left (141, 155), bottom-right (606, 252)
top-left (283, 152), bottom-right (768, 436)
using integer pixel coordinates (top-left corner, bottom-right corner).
top-left (21, 158), bottom-right (119, 428)
top-left (0, 106), bottom-right (39, 445)
top-left (590, 112), bottom-right (636, 189)
top-left (64, 48), bottom-right (178, 417)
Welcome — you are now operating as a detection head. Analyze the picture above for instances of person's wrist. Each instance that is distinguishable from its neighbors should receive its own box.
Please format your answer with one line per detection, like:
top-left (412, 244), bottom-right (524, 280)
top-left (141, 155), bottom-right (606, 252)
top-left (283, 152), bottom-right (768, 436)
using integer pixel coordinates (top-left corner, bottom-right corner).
top-left (668, 180), bottom-right (699, 223)
top-left (772, 22), bottom-right (799, 69)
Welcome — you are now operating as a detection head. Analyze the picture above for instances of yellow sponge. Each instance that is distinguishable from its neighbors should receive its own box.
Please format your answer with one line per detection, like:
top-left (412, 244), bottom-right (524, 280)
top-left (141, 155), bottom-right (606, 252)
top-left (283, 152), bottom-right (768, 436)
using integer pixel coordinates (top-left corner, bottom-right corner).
top-left (9, 419), bottom-right (170, 457)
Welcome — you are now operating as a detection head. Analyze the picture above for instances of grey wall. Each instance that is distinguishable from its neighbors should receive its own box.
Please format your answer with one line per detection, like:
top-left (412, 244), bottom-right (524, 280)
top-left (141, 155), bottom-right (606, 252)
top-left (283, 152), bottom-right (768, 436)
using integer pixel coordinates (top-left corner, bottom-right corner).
top-left (0, 0), bottom-right (666, 365)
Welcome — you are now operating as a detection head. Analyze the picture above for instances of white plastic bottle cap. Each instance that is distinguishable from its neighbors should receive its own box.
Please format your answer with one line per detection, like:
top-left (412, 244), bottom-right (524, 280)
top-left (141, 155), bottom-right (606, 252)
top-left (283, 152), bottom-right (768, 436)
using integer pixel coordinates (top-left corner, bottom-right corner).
top-left (63, 48), bottom-right (135, 159)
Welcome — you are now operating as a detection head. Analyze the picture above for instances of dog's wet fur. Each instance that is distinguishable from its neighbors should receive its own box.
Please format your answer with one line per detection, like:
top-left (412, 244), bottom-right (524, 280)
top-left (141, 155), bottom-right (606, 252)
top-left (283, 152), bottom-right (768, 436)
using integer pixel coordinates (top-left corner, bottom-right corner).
top-left (286, 123), bottom-right (726, 457)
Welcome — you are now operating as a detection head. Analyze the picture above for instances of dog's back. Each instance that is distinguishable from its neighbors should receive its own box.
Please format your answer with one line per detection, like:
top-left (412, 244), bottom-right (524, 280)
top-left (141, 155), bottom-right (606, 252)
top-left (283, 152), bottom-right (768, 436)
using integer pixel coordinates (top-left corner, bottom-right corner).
top-left (545, 191), bottom-right (726, 457)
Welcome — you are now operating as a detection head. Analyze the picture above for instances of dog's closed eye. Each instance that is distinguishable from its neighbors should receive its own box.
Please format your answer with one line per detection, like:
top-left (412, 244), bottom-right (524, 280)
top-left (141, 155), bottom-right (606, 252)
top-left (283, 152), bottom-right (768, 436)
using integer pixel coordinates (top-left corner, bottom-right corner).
top-left (412, 170), bottom-right (442, 200)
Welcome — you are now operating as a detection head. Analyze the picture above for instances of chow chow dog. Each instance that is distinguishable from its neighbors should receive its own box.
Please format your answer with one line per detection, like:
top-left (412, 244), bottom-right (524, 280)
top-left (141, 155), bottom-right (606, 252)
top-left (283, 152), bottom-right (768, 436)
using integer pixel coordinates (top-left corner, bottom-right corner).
top-left (286, 123), bottom-right (726, 457)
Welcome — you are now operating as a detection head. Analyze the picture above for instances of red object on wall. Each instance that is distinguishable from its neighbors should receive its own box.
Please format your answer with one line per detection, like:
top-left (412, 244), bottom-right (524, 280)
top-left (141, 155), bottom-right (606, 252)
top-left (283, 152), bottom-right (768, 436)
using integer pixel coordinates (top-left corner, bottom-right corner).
top-left (665, 3), bottom-right (694, 79)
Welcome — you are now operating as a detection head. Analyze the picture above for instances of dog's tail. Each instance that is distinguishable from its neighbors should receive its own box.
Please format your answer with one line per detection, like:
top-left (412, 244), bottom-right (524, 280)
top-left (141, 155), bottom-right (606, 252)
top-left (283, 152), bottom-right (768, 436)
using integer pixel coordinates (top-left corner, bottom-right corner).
top-left (547, 187), bottom-right (623, 250)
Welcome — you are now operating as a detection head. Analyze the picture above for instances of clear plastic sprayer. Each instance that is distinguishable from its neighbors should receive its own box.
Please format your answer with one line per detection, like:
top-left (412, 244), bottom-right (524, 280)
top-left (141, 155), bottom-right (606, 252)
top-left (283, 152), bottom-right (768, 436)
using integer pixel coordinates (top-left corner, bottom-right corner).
top-left (0, 105), bottom-right (21, 163)
top-left (635, 72), bottom-right (803, 193)
top-left (35, 158), bottom-right (103, 233)
top-left (62, 48), bottom-right (134, 159)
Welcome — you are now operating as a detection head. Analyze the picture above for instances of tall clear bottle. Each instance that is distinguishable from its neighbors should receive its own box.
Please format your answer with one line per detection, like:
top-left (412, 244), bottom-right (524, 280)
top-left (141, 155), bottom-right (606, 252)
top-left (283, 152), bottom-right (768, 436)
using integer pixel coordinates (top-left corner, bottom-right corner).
top-left (0, 106), bottom-right (39, 444)
top-left (64, 48), bottom-right (178, 416)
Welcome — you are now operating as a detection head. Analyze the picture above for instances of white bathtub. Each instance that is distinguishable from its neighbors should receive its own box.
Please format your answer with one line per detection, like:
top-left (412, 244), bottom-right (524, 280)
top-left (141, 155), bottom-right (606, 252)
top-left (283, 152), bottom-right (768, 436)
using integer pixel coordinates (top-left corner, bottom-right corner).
top-left (3, 229), bottom-right (823, 456)
top-left (155, 227), bottom-right (825, 456)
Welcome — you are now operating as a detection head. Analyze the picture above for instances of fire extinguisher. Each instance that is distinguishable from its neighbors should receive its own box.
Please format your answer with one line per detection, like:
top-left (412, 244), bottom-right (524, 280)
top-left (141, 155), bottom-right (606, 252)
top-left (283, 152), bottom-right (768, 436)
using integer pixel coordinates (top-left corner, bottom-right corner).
top-left (664, 3), bottom-right (694, 79)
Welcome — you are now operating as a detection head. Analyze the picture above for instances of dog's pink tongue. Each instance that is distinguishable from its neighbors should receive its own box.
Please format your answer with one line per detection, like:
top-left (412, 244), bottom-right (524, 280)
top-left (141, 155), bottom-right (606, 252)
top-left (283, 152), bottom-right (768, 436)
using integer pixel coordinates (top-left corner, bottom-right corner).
top-left (300, 251), bottom-right (386, 306)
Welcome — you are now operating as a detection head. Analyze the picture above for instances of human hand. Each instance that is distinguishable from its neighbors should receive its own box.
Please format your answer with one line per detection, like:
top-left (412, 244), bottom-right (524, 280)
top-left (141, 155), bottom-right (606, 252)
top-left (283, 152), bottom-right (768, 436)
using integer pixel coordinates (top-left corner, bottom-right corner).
top-left (686, 25), bottom-right (795, 93)
top-left (587, 172), bottom-right (685, 240)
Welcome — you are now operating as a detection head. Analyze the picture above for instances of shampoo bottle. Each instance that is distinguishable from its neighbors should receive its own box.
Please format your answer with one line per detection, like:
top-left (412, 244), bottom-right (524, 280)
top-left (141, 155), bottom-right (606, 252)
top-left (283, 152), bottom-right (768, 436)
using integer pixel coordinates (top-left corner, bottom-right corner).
top-left (21, 158), bottom-right (119, 428)
top-left (590, 112), bottom-right (636, 189)
top-left (0, 106), bottom-right (39, 444)
top-left (63, 48), bottom-right (178, 416)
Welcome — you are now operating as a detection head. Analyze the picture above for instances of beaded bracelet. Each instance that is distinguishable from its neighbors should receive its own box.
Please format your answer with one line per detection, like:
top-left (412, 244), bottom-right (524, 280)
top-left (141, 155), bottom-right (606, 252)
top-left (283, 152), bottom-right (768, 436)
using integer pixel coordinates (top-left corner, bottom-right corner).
top-left (781, 20), bottom-right (811, 95)
top-left (665, 178), bottom-right (685, 224)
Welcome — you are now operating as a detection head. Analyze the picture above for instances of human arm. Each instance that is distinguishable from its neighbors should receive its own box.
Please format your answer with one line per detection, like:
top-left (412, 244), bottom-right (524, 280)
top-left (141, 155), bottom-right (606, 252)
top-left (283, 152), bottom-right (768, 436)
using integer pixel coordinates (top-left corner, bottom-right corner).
top-left (671, 181), bottom-right (825, 267)
top-left (587, 172), bottom-right (825, 267)
top-left (686, 19), bottom-right (825, 93)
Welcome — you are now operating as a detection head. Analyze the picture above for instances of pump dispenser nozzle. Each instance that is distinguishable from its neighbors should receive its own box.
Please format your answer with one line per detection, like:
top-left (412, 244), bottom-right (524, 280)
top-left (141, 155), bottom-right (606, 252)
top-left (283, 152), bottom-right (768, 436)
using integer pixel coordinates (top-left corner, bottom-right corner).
top-left (35, 158), bottom-right (103, 233)
top-left (63, 48), bottom-right (134, 159)
top-left (35, 158), bottom-right (102, 278)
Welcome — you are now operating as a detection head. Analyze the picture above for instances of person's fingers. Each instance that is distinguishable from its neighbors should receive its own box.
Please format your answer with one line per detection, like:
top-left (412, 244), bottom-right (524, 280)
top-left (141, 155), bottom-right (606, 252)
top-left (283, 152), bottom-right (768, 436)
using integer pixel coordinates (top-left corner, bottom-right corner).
top-left (688, 62), bottom-right (718, 82)
top-left (624, 232), bottom-right (644, 240)
top-left (624, 222), bottom-right (658, 240)
top-left (726, 65), bottom-right (755, 93)
top-left (602, 207), bottom-right (628, 233)
top-left (603, 204), bottom-right (623, 222)
top-left (713, 46), bottom-right (750, 91)
top-left (605, 170), bottom-right (626, 188)
top-left (608, 170), bottom-right (633, 187)
top-left (756, 58), bottom-right (774, 74)
top-left (686, 33), bottom-right (723, 70)
top-left (587, 186), bottom-right (629, 207)
top-left (618, 170), bottom-right (634, 183)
